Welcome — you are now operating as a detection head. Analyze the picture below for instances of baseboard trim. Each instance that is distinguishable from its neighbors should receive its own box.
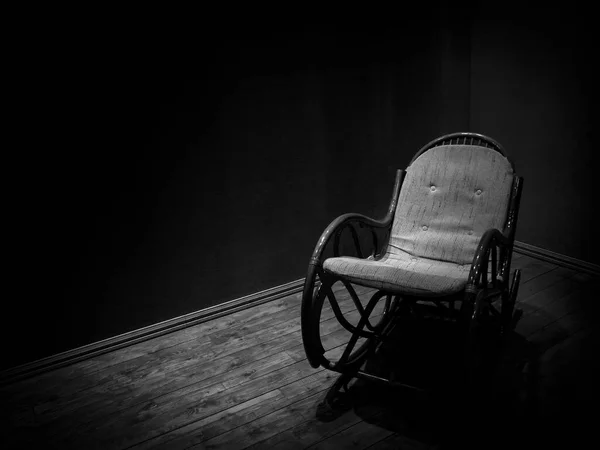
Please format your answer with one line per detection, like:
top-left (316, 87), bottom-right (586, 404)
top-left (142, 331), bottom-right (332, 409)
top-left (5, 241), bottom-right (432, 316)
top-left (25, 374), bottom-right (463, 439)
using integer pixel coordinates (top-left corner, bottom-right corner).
top-left (514, 240), bottom-right (600, 276)
top-left (0, 278), bottom-right (305, 386)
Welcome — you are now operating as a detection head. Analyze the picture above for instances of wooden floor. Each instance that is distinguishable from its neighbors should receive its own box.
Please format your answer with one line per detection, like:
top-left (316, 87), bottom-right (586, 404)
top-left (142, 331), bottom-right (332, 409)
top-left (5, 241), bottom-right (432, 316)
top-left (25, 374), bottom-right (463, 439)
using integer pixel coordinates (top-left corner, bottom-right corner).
top-left (1, 254), bottom-right (598, 449)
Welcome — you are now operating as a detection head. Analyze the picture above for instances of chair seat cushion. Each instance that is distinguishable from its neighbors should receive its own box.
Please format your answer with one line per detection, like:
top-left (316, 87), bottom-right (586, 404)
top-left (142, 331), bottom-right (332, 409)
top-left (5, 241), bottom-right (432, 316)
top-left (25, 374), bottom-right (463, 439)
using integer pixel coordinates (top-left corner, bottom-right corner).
top-left (322, 250), bottom-right (470, 297)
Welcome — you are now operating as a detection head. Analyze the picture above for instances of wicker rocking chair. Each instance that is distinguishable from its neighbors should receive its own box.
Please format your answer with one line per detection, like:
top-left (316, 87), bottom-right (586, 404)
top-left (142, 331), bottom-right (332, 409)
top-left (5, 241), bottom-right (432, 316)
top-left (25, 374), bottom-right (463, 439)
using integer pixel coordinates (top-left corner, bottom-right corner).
top-left (300, 132), bottom-right (524, 419)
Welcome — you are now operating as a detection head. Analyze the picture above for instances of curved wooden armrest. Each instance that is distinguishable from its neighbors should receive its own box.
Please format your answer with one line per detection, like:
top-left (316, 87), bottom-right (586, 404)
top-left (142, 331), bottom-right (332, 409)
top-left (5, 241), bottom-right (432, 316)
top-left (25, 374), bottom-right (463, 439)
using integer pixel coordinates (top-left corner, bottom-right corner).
top-left (308, 213), bottom-right (391, 267)
top-left (308, 169), bottom-right (405, 267)
top-left (467, 228), bottom-right (512, 290)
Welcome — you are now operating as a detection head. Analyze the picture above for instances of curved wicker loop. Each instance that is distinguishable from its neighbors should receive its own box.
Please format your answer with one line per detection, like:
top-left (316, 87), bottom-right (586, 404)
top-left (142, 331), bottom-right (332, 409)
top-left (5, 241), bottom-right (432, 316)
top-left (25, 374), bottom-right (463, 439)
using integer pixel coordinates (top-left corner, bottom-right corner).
top-left (341, 281), bottom-right (394, 332)
top-left (468, 228), bottom-right (510, 289)
top-left (463, 228), bottom-right (510, 334)
top-left (327, 288), bottom-right (398, 373)
top-left (302, 272), bottom-right (399, 372)
top-left (332, 290), bottom-right (392, 370)
top-left (301, 268), bottom-right (373, 369)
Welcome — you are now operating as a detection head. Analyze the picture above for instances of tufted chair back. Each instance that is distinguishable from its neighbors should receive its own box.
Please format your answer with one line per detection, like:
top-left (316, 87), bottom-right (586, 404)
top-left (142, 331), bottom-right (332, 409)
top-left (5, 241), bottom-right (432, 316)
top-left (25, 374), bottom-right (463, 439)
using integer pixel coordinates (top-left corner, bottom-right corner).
top-left (389, 145), bottom-right (514, 265)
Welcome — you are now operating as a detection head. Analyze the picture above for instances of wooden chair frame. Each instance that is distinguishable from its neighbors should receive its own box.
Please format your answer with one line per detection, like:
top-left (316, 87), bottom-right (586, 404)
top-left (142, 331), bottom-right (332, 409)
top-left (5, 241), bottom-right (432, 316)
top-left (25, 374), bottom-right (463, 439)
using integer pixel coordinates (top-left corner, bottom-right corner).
top-left (300, 132), bottom-right (524, 416)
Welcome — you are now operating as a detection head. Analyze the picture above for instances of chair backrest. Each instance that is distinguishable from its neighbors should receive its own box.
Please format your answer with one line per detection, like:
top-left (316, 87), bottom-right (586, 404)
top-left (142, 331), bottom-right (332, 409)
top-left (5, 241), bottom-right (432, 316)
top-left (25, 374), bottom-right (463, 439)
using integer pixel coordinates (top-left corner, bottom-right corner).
top-left (389, 143), bottom-right (514, 265)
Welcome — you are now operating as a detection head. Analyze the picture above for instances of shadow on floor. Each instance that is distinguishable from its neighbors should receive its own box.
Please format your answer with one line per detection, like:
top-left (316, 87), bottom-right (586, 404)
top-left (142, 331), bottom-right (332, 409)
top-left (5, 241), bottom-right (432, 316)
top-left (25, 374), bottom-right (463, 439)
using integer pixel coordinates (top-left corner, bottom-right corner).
top-left (342, 318), bottom-right (539, 449)
top-left (339, 314), bottom-right (598, 449)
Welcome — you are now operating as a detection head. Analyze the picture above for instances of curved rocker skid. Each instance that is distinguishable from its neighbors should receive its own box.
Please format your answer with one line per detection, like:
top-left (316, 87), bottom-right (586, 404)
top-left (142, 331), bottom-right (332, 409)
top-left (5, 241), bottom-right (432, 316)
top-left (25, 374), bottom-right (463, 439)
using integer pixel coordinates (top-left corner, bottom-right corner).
top-left (301, 169), bottom-right (405, 369)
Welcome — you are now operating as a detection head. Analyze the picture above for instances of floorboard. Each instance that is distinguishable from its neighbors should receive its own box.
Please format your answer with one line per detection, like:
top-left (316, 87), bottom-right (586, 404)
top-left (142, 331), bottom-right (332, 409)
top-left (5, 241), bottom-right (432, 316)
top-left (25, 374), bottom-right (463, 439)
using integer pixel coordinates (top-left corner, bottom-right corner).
top-left (2, 254), bottom-right (597, 450)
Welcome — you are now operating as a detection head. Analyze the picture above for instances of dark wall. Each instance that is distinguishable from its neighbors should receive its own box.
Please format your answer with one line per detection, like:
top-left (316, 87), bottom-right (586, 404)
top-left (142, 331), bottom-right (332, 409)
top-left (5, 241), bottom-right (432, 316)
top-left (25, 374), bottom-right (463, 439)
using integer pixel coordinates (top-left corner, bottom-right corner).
top-left (12, 4), bottom-right (594, 371)
top-left (6, 12), bottom-right (467, 370)
top-left (469, 4), bottom-right (598, 263)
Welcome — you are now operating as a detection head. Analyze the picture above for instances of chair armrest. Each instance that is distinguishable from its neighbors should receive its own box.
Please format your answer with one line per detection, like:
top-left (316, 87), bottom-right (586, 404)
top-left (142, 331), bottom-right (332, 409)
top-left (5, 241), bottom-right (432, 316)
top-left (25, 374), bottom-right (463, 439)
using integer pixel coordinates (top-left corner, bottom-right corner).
top-left (309, 213), bottom-right (392, 267)
top-left (467, 228), bottom-right (512, 290)
top-left (308, 169), bottom-right (405, 267)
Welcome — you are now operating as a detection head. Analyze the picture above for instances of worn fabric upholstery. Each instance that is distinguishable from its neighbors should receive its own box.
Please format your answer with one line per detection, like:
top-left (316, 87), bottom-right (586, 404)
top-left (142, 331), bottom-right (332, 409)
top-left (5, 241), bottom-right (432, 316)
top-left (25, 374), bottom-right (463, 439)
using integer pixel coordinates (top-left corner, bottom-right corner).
top-left (323, 145), bottom-right (514, 296)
